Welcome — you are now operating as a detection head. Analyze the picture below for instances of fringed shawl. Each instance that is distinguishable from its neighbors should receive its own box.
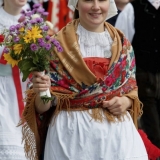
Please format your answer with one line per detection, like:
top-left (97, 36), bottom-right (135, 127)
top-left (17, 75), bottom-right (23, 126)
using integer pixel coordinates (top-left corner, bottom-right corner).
top-left (19, 19), bottom-right (143, 160)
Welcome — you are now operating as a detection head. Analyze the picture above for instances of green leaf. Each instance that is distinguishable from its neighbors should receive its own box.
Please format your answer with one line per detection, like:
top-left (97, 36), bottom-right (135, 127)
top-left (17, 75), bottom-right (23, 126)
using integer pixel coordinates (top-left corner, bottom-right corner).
top-left (41, 95), bottom-right (54, 104)
top-left (22, 70), bottom-right (31, 82)
top-left (18, 59), bottom-right (36, 81)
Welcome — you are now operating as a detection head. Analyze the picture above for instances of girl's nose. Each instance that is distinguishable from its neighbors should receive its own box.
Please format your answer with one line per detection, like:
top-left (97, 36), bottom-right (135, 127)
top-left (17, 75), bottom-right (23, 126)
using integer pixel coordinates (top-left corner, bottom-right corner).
top-left (91, 1), bottom-right (100, 10)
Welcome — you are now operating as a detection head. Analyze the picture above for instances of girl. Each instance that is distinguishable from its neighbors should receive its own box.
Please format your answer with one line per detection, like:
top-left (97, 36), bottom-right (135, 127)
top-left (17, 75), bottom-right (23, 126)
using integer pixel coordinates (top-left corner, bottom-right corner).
top-left (0, 0), bottom-right (28, 159)
top-left (20, 0), bottom-right (148, 159)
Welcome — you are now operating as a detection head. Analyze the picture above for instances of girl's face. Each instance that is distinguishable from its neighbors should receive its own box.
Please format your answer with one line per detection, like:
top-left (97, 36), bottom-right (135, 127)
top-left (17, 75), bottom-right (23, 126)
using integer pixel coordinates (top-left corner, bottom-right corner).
top-left (4, 0), bottom-right (27, 8)
top-left (77, 0), bottom-right (110, 32)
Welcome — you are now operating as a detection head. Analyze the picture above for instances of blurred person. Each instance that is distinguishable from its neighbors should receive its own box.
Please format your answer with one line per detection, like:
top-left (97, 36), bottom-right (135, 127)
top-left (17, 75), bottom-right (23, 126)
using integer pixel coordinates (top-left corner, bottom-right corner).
top-left (115, 0), bottom-right (160, 148)
top-left (107, 0), bottom-right (130, 26)
top-left (47, 0), bottom-right (73, 32)
top-left (19, 0), bottom-right (148, 160)
top-left (0, 0), bottom-right (28, 159)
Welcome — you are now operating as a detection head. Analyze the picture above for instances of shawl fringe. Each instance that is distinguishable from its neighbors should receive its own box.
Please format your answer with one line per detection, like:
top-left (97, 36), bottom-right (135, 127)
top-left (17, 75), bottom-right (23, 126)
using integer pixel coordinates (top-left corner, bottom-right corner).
top-left (18, 89), bottom-right (39, 160)
top-left (50, 90), bottom-right (77, 122)
top-left (87, 108), bottom-right (128, 123)
top-left (19, 90), bottom-right (143, 160)
top-left (125, 94), bottom-right (143, 128)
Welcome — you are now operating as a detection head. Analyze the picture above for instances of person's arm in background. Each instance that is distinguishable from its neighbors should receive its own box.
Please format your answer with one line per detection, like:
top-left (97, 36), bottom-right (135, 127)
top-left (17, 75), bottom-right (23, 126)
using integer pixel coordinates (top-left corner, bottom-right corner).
top-left (115, 3), bottom-right (135, 43)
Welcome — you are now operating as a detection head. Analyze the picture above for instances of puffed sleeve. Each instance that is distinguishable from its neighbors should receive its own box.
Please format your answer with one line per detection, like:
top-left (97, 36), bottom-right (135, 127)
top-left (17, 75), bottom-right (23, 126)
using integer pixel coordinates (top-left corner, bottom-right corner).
top-left (115, 3), bottom-right (135, 43)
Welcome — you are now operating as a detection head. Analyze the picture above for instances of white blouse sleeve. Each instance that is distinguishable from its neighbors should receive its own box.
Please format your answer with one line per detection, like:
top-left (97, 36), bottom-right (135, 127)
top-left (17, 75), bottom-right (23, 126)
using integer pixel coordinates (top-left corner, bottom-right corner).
top-left (115, 3), bottom-right (135, 43)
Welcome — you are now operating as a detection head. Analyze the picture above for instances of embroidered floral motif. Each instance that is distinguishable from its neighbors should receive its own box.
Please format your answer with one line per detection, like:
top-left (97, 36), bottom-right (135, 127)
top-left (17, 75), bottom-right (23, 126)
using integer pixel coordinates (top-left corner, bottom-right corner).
top-left (49, 36), bottom-right (136, 109)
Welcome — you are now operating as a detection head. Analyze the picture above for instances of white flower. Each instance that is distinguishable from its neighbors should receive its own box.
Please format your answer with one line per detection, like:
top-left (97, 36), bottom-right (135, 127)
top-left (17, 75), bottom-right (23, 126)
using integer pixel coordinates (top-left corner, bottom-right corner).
top-left (45, 21), bottom-right (54, 29)
top-left (6, 35), bottom-right (12, 42)
top-left (31, 14), bottom-right (40, 20)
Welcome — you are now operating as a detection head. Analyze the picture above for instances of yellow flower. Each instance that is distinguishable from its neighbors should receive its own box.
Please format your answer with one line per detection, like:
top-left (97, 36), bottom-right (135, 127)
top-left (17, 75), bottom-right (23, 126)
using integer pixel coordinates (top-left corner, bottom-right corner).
top-left (3, 53), bottom-right (19, 67)
top-left (19, 27), bottom-right (24, 32)
top-left (23, 33), bottom-right (32, 43)
top-left (13, 44), bottom-right (22, 54)
top-left (28, 26), bottom-right (43, 43)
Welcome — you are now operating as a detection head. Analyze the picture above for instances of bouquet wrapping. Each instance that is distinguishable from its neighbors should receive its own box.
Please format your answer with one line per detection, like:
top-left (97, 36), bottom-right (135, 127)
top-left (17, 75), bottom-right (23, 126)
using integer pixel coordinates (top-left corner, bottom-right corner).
top-left (0, 4), bottom-right (63, 103)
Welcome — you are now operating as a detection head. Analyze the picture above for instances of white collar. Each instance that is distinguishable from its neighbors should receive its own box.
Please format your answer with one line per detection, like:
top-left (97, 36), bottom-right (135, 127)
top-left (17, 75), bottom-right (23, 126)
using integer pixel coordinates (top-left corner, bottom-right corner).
top-left (148, 0), bottom-right (160, 10)
top-left (76, 24), bottom-right (113, 47)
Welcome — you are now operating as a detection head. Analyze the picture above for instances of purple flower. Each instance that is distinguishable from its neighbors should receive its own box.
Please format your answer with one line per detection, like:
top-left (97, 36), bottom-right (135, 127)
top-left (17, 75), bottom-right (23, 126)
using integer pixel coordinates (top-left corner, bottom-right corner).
top-left (33, 3), bottom-right (41, 9)
top-left (9, 25), bottom-right (16, 32)
top-left (51, 39), bottom-right (60, 47)
top-left (30, 19), bottom-right (37, 24)
top-left (23, 21), bottom-right (28, 26)
top-left (32, 8), bottom-right (37, 14)
top-left (16, 24), bottom-right (21, 30)
top-left (39, 41), bottom-right (45, 47)
top-left (56, 45), bottom-right (63, 52)
top-left (38, 38), bottom-right (45, 47)
top-left (38, 38), bottom-right (44, 43)
top-left (42, 25), bottom-right (49, 31)
top-left (26, 11), bottom-right (33, 17)
top-left (13, 37), bottom-right (20, 42)
top-left (30, 44), bottom-right (38, 51)
top-left (26, 8), bottom-right (31, 12)
top-left (36, 8), bottom-right (45, 14)
top-left (36, 17), bottom-right (43, 23)
top-left (4, 47), bottom-right (9, 53)
top-left (45, 43), bottom-right (51, 50)
top-left (20, 9), bottom-right (26, 15)
top-left (42, 12), bottom-right (49, 16)
top-left (45, 35), bottom-right (50, 41)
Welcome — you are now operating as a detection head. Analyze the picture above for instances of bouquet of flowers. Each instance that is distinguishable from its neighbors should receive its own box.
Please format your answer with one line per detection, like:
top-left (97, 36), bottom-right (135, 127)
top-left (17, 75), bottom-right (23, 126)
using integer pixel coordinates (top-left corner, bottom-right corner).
top-left (0, 4), bottom-right (63, 103)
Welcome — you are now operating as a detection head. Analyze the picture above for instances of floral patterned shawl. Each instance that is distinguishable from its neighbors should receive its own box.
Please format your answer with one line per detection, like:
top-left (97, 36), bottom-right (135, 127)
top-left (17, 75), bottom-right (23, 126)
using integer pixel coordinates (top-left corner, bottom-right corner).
top-left (20, 19), bottom-right (143, 160)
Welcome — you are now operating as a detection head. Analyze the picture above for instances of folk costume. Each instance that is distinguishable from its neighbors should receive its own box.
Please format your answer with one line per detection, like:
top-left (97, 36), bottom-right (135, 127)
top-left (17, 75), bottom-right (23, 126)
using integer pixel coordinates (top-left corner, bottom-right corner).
top-left (0, 5), bottom-right (27, 160)
top-left (20, 18), bottom-right (148, 160)
top-left (115, 0), bottom-right (160, 148)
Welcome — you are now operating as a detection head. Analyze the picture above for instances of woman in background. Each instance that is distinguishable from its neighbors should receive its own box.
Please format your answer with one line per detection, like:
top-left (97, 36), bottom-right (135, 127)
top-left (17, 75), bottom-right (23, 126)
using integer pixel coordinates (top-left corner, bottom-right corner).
top-left (0, 0), bottom-right (28, 159)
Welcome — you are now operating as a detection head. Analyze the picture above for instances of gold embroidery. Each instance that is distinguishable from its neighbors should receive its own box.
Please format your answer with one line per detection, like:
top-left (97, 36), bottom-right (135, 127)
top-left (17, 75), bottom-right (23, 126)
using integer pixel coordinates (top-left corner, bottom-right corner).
top-left (62, 58), bottom-right (73, 72)
top-left (68, 51), bottom-right (78, 62)
top-left (72, 42), bottom-right (81, 55)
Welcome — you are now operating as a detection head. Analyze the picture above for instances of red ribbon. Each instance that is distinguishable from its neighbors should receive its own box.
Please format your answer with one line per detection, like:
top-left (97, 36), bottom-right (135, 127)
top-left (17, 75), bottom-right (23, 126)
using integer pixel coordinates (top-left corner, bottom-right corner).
top-left (0, 34), bottom-right (4, 43)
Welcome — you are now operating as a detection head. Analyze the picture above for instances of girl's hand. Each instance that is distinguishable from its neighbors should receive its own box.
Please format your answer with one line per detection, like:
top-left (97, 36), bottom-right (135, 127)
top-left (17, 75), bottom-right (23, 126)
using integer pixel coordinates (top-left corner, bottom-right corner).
top-left (32, 71), bottom-right (51, 93)
top-left (103, 96), bottom-right (132, 115)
